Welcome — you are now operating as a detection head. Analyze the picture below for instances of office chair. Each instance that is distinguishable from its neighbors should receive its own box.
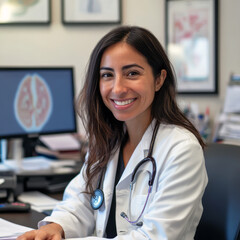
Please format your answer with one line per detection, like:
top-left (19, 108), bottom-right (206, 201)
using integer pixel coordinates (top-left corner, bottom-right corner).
top-left (194, 143), bottom-right (240, 240)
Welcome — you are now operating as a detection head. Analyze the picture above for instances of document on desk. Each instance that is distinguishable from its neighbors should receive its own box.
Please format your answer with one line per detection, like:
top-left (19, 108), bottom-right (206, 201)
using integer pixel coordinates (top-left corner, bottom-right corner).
top-left (5, 156), bottom-right (76, 172)
top-left (18, 191), bottom-right (60, 213)
top-left (223, 85), bottom-right (240, 113)
top-left (40, 133), bottom-right (80, 151)
top-left (0, 218), bottom-right (33, 240)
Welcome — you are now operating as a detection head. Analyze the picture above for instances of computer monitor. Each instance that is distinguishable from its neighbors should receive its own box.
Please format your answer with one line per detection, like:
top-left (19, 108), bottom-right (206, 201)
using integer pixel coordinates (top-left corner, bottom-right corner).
top-left (0, 67), bottom-right (77, 157)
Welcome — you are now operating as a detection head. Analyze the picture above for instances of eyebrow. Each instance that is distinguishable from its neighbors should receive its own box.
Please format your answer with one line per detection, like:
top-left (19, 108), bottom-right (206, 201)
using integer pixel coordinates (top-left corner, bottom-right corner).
top-left (122, 64), bottom-right (144, 71)
top-left (100, 64), bottom-right (144, 71)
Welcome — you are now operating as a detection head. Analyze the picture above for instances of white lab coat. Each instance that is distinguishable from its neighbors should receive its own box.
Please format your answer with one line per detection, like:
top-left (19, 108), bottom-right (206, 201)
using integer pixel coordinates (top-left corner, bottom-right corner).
top-left (39, 121), bottom-right (208, 240)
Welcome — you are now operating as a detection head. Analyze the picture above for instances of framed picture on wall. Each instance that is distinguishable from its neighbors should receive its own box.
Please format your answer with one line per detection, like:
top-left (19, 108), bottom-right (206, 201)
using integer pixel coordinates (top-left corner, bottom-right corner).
top-left (165, 0), bottom-right (218, 94)
top-left (62, 0), bottom-right (121, 24)
top-left (0, 0), bottom-right (51, 25)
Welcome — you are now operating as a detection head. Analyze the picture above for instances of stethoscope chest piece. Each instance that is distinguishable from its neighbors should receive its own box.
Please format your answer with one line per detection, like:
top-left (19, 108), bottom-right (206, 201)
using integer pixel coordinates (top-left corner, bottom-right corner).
top-left (91, 188), bottom-right (104, 210)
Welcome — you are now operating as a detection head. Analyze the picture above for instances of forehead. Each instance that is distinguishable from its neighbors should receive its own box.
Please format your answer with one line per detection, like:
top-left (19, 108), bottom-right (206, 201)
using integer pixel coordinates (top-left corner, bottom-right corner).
top-left (100, 42), bottom-right (148, 66)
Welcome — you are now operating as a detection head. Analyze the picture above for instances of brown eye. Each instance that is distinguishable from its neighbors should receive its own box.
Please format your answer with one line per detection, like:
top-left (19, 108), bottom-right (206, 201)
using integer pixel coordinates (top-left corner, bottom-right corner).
top-left (128, 71), bottom-right (138, 76)
top-left (127, 71), bottom-right (140, 78)
top-left (100, 72), bottom-right (113, 78)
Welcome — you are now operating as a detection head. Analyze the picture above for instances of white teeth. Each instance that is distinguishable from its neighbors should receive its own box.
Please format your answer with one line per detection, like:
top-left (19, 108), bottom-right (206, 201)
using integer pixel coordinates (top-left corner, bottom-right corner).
top-left (114, 99), bottom-right (134, 106)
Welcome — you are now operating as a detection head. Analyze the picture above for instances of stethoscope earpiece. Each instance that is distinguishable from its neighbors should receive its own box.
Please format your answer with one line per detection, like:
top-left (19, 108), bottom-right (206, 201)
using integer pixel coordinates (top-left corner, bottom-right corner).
top-left (90, 188), bottom-right (104, 210)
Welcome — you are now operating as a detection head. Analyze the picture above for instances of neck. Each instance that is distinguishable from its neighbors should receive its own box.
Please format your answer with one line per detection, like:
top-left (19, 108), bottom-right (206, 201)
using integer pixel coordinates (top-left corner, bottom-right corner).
top-left (125, 116), bottom-right (152, 145)
top-left (123, 118), bottom-right (153, 166)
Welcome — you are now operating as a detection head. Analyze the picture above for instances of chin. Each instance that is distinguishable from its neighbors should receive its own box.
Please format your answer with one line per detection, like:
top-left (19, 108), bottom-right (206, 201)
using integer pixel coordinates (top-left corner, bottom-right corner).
top-left (112, 114), bottom-right (135, 123)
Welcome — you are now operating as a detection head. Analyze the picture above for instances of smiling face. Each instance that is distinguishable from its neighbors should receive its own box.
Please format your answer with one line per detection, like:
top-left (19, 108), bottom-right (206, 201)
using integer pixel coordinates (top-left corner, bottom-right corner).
top-left (99, 42), bottom-right (165, 128)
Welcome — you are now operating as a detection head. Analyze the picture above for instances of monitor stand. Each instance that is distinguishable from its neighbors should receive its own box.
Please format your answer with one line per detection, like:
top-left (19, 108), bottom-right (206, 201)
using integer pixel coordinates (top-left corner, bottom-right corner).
top-left (22, 136), bottom-right (40, 157)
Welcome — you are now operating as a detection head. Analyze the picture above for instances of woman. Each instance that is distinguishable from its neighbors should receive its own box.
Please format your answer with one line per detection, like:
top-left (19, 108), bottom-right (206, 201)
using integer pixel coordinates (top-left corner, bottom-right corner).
top-left (18, 26), bottom-right (208, 240)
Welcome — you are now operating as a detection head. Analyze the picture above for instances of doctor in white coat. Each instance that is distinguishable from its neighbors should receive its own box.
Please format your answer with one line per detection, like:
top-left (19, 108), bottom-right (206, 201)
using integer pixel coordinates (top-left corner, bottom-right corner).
top-left (18, 26), bottom-right (208, 240)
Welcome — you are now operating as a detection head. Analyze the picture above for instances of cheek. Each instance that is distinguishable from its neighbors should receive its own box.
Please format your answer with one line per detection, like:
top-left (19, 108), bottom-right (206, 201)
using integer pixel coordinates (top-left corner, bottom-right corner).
top-left (99, 81), bottom-right (106, 98)
top-left (141, 83), bottom-right (155, 99)
top-left (99, 82), bottom-right (109, 105)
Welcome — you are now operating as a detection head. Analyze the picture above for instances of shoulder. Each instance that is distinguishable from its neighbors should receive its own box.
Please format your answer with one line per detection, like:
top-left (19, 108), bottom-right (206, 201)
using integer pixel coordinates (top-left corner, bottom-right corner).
top-left (153, 123), bottom-right (204, 165)
top-left (141, 121), bottom-right (202, 157)
top-left (157, 123), bottom-right (200, 146)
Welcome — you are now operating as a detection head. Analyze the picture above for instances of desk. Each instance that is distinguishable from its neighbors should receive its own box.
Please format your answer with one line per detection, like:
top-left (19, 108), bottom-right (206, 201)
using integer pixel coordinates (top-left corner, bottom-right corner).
top-left (0, 210), bottom-right (45, 229)
top-left (0, 192), bottom-right (63, 229)
top-left (14, 160), bottom-right (83, 195)
top-left (0, 160), bottom-right (78, 230)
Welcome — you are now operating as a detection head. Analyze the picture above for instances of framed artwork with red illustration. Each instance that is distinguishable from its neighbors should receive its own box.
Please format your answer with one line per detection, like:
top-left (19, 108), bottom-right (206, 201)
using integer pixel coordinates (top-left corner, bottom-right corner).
top-left (165, 0), bottom-right (218, 94)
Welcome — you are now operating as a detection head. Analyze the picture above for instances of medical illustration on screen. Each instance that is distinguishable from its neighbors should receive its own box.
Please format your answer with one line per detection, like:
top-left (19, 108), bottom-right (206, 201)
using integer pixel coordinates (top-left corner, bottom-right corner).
top-left (14, 74), bottom-right (53, 132)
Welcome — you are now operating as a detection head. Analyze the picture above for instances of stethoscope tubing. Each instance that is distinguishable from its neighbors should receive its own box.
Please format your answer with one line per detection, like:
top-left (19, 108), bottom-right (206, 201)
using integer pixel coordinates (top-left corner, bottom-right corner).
top-left (91, 122), bottom-right (160, 226)
top-left (131, 156), bottom-right (156, 186)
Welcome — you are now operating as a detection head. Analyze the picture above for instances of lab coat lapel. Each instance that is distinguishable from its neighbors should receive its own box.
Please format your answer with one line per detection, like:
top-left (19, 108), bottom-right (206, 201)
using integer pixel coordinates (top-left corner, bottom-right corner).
top-left (117, 121), bottom-right (155, 188)
top-left (95, 120), bottom-right (156, 236)
top-left (95, 148), bottom-right (119, 236)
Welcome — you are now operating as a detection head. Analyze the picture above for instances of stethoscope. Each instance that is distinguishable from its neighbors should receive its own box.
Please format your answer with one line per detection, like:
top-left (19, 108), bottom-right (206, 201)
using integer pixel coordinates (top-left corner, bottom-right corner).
top-left (90, 123), bottom-right (159, 227)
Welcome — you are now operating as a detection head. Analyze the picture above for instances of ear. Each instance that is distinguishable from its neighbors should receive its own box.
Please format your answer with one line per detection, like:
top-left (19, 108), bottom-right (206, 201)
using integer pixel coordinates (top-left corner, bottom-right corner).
top-left (155, 69), bottom-right (167, 92)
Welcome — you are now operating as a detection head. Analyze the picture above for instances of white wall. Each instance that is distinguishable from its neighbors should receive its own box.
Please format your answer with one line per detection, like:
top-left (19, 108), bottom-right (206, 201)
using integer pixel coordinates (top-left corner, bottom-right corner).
top-left (1, 0), bottom-right (240, 134)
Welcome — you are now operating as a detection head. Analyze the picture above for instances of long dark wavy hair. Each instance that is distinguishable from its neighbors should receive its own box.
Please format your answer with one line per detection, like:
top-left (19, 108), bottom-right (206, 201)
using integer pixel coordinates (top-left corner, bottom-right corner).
top-left (77, 26), bottom-right (205, 193)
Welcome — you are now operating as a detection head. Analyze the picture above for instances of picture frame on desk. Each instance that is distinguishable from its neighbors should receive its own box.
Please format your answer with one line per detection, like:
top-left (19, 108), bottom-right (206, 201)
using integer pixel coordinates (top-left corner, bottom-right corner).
top-left (62, 0), bottom-right (122, 25)
top-left (0, 0), bottom-right (51, 25)
top-left (165, 0), bottom-right (218, 94)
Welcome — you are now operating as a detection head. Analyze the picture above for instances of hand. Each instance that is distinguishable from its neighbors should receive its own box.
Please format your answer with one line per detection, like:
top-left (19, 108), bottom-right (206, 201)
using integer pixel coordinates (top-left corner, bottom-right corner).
top-left (17, 223), bottom-right (64, 240)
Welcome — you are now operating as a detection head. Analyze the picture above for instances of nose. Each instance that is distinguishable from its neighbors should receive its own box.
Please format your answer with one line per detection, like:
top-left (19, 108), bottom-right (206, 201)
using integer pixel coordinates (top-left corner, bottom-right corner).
top-left (112, 75), bottom-right (127, 95)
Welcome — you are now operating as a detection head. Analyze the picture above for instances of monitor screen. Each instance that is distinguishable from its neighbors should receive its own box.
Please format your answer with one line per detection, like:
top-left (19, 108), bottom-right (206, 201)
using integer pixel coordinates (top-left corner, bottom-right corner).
top-left (0, 67), bottom-right (77, 139)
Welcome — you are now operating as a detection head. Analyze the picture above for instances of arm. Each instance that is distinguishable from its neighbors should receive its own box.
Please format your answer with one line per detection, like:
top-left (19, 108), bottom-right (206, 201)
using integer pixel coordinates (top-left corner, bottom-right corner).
top-left (38, 163), bottom-right (96, 238)
top-left (16, 157), bottom-right (96, 240)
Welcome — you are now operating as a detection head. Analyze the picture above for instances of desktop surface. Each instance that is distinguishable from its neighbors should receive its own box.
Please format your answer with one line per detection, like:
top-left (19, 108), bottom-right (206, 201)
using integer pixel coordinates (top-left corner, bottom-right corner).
top-left (0, 209), bottom-right (45, 229)
top-left (0, 192), bottom-right (63, 229)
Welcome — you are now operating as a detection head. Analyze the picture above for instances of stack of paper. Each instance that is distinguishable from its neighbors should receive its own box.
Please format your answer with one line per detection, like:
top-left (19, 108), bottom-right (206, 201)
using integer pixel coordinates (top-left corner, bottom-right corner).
top-left (39, 133), bottom-right (81, 151)
top-left (17, 191), bottom-right (60, 213)
top-left (0, 218), bottom-right (33, 240)
top-left (36, 134), bottom-right (82, 161)
top-left (223, 85), bottom-right (240, 113)
top-left (5, 156), bottom-right (54, 172)
top-left (217, 113), bottom-right (240, 143)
